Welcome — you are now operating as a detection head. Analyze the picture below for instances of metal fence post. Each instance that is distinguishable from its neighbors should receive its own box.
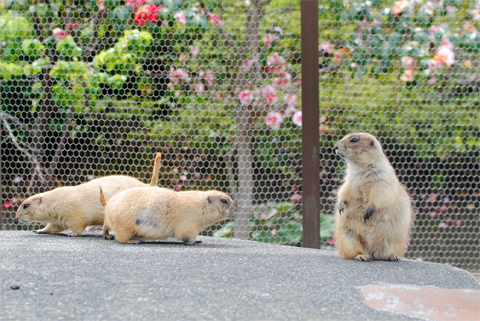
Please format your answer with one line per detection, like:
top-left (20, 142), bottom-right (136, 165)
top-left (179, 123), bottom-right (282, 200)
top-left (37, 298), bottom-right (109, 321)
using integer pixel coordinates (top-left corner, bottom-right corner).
top-left (0, 111), bottom-right (3, 230)
top-left (301, 0), bottom-right (320, 248)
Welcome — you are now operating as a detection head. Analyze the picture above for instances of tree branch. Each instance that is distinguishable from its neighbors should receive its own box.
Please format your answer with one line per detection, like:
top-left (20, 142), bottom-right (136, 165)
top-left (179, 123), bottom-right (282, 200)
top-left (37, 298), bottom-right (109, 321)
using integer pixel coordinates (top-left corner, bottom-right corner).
top-left (2, 118), bottom-right (45, 181)
top-left (0, 111), bottom-right (32, 135)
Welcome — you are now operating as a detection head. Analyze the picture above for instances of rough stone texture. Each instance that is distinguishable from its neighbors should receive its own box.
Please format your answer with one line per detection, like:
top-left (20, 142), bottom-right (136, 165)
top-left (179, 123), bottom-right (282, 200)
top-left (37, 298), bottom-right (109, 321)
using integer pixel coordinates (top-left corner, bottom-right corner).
top-left (1, 231), bottom-right (478, 321)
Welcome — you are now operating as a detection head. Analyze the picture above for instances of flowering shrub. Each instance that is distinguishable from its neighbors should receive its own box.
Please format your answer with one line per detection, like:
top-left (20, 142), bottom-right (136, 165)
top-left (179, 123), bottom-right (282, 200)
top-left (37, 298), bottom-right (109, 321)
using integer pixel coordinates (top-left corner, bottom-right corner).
top-left (319, 0), bottom-right (480, 88)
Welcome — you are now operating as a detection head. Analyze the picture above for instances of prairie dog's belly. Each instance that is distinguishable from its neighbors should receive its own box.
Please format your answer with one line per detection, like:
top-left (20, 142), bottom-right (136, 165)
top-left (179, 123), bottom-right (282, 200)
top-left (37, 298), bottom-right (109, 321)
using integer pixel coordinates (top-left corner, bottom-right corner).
top-left (133, 210), bottom-right (175, 239)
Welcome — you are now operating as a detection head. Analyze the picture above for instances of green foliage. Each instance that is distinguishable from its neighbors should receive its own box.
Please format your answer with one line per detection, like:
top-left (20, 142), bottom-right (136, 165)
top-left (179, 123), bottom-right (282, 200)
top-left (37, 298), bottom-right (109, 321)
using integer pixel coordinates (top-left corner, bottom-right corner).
top-left (21, 39), bottom-right (46, 58)
top-left (56, 36), bottom-right (83, 59)
top-left (0, 12), bottom-right (33, 61)
top-left (214, 201), bottom-right (335, 247)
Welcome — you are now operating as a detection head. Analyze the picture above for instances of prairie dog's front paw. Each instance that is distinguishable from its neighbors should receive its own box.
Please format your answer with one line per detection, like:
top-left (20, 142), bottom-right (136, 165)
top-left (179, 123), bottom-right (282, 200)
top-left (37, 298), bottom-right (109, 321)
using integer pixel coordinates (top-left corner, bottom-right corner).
top-left (364, 207), bottom-right (374, 222)
top-left (338, 200), bottom-right (348, 215)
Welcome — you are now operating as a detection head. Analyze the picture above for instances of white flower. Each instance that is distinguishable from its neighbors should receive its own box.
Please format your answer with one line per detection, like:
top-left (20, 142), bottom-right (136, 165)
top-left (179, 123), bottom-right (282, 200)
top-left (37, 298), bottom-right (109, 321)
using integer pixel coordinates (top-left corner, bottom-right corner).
top-left (174, 12), bottom-right (186, 25)
top-left (292, 111), bottom-right (302, 127)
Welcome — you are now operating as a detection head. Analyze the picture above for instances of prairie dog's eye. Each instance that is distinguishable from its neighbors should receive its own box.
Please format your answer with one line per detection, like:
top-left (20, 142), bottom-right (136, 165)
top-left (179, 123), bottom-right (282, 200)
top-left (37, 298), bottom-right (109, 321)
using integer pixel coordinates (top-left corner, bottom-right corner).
top-left (23, 204), bottom-right (30, 209)
top-left (221, 199), bottom-right (228, 204)
top-left (350, 137), bottom-right (359, 143)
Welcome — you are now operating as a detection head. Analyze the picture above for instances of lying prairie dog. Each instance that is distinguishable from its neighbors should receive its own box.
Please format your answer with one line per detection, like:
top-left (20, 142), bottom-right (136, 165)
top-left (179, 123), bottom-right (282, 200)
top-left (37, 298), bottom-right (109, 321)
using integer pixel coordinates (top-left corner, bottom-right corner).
top-left (334, 133), bottom-right (413, 262)
top-left (14, 153), bottom-right (162, 236)
top-left (100, 185), bottom-right (237, 244)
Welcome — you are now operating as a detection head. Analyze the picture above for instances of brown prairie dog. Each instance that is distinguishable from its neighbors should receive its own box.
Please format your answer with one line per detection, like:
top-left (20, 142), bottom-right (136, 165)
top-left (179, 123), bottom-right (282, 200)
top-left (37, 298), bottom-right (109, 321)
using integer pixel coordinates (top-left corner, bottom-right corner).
top-left (14, 153), bottom-right (162, 236)
top-left (334, 133), bottom-right (413, 262)
top-left (100, 186), bottom-right (237, 244)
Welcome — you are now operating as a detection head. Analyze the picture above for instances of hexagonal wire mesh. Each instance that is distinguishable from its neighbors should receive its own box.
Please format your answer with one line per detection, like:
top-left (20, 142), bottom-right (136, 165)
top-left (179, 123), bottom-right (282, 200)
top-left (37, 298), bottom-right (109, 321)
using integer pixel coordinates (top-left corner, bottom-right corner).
top-left (0, 1), bottom-right (478, 272)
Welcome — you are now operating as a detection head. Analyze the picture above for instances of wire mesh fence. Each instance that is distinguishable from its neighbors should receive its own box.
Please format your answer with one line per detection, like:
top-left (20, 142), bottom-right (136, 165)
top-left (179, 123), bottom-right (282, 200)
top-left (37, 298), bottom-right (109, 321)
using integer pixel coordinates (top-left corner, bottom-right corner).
top-left (0, 1), bottom-right (478, 272)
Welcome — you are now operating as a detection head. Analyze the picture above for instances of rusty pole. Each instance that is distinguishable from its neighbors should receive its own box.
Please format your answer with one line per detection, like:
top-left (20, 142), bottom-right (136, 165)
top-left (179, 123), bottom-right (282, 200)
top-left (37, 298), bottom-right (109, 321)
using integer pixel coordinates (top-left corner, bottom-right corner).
top-left (301, 0), bottom-right (320, 248)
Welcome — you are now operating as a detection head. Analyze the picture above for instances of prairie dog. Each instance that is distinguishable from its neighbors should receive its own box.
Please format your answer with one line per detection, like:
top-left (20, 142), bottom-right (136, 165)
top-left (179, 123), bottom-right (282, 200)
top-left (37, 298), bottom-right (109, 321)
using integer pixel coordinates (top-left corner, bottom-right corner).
top-left (334, 133), bottom-right (413, 262)
top-left (14, 153), bottom-right (162, 236)
top-left (100, 186), bottom-right (237, 244)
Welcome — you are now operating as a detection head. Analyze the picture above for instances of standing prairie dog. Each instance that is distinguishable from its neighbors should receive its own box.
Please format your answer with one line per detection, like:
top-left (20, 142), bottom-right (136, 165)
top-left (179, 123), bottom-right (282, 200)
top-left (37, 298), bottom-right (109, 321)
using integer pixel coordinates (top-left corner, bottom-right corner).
top-left (100, 186), bottom-right (237, 244)
top-left (14, 153), bottom-right (162, 236)
top-left (334, 133), bottom-right (413, 262)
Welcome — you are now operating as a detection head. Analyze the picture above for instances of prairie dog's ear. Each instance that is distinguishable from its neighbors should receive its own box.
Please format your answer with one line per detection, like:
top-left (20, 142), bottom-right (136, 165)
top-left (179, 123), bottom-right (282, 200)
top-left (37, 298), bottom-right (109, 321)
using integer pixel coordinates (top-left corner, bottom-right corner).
top-left (207, 196), bottom-right (212, 204)
top-left (370, 139), bottom-right (376, 148)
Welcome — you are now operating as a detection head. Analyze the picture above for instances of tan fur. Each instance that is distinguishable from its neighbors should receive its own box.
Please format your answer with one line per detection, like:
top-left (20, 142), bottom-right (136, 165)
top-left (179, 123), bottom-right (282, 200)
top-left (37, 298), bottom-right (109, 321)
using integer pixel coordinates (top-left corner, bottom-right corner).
top-left (101, 187), bottom-right (237, 244)
top-left (334, 133), bottom-right (413, 262)
top-left (14, 153), bottom-right (162, 236)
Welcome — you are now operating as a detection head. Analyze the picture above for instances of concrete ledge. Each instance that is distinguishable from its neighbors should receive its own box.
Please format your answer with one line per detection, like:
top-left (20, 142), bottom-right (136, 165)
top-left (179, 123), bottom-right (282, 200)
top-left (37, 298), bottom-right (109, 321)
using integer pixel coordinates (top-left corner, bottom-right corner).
top-left (1, 231), bottom-right (479, 321)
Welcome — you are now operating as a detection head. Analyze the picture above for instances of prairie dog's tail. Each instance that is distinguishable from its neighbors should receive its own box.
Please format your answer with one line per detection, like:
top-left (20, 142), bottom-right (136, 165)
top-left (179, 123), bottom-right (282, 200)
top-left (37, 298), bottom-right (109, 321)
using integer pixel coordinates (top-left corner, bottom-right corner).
top-left (98, 183), bottom-right (107, 207)
top-left (149, 152), bottom-right (162, 186)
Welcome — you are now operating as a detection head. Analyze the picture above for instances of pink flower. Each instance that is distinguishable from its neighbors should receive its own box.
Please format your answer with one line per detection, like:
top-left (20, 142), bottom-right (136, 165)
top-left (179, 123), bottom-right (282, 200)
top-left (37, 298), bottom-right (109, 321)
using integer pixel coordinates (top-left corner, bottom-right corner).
top-left (285, 106), bottom-right (297, 116)
top-left (262, 33), bottom-right (280, 48)
top-left (463, 24), bottom-right (477, 33)
top-left (238, 90), bottom-right (253, 105)
top-left (436, 45), bottom-right (455, 67)
top-left (284, 94), bottom-right (297, 109)
top-left (179, 54), bottom-right (188, 64)
top-left (174, 12), bottom-right (187, 25)
top-left (428, 75), bottom-right (437, 85)
top-left (292, 111), bottom-right (302, 127)
top-left (438, 222), bottom-right (448, 228)
top-left (401, 56), bottom-right (415, 68)
top-left (245, 0), bottom-right (251, 6)
top-left (272, 71), bottom-right (292, 87)
top-left (65, 21), bottom-right (80, 30)
top-left (391, 0), bottom-right (409, 16)
top-left (440, 37), bottom-right (454, 49)
top-left (169, 68), bottom-right (189, 84)
top-left (266, 112), bottom-right (283, 130)
top-left (455, 221), bottom-right (462, 226)
top-left (244, 59), bottom-right (255, 70)
top-left (260, 213), bottom-right (268, 219)
top-left (175, 184), bottom-right (183, 191)
top-left (204, 176), bottom-right (212, 183)
top-left (429, 212), bottom-right (437, 218)
top-left (204, 70), bottom-right (215, 85)
top-left (471, 9), bottom-right (480, 22)
top-left (263, 85), bottom-right (278, 105)
top-left (291, 192), bottom-right (302, 203)
top-left (266, 52), bottom-right (286, 75)
top-left (208, 14), bottom-right (225, 27)
top-left (134, 4), bottom-right (161, 26)
top-left (52, 28), bottom-right (70, 42)
top-left (326, 238), bottom-right (335, 246)
top-left (195, 84), bottom-right (205, 93)
top-left (180, 175), bottom-right (187, 181)
top-left (334, 48), bottom-right (350, 65)
top-left (190, 46), bottom-right (199, 56)
top-left (271, 228), bottom-right (277, 237)
top-left (125, 0), bottom-right (151, 11)
top-left (400, 68), bottom-right (414, 82)
top-left (318, 41), bottom-right (334, 54)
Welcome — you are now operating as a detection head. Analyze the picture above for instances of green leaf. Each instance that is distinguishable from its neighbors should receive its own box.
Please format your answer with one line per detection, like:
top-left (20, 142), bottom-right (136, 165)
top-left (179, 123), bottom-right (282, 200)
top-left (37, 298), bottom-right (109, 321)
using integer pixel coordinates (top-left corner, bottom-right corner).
top-left (22, 39), bottom-right (46, 57)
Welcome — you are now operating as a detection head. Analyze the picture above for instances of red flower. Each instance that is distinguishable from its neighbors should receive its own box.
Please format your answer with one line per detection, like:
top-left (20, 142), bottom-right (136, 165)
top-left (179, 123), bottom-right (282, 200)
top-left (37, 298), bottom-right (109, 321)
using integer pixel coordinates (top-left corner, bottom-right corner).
top-left (125, 0), bottom-right (151, 11)
top-left (3, 200), bottom-right (11, 209)
top-left (208, 14), bottom-right (225, 27)
top-left (134, 4), bottom-right (161, 26)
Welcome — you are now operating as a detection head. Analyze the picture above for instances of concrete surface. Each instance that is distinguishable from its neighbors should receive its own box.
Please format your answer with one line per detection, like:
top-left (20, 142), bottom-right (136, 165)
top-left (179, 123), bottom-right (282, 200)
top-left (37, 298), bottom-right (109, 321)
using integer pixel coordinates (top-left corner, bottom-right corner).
top-left (0, 231), bottom-right (479, 321)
